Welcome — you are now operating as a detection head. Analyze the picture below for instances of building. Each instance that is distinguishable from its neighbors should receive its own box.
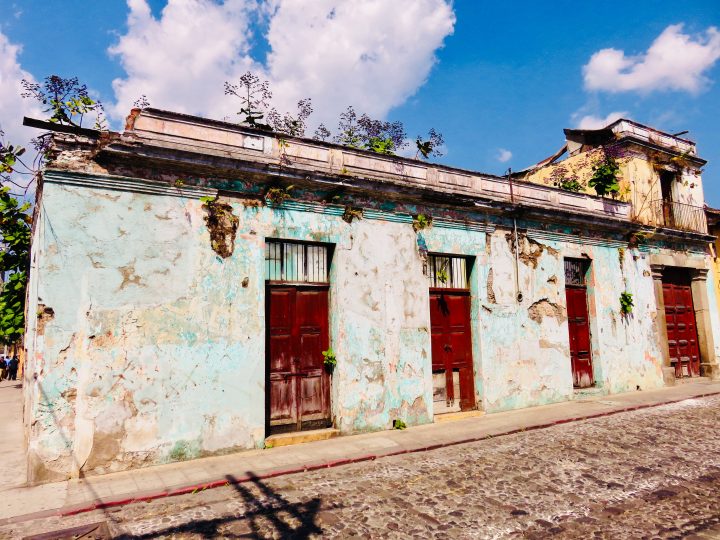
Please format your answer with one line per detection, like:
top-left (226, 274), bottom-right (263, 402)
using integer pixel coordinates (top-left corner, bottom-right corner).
top-left (22, 110), bottom-right (720, 483)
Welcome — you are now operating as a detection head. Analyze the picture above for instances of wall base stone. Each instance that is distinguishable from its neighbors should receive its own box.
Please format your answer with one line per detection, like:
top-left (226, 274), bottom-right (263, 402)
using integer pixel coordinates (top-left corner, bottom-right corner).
top-left (700, 362), bottom-right (720, 381)
top-left (662, 367), bottom-right (677, 386)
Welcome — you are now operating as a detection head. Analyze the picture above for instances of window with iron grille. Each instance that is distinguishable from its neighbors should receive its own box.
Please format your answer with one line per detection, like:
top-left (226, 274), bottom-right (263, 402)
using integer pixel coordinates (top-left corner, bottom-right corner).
top-left (564, 258), bottom-right (589, 286)
top-left (428, 254), bottom-right (470, 289)
top-left (265, 240), bottom-right (331, 283)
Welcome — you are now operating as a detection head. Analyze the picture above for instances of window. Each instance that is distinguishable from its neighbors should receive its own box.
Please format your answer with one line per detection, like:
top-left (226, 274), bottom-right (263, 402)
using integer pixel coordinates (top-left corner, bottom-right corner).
top-left (564, 258), bottom-right (589, 286)
top-left (428, 254), bottom-right (470, 289)
top-left (265, 240), bottom-right (331, 283)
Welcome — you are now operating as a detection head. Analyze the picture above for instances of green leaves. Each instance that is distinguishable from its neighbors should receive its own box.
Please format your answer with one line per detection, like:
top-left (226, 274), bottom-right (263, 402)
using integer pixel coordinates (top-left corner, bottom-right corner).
top-left (322, 347), bottom-right (337, 371)
top-left (589, 156), bottom-right (621, 197)
top-left (21, 75), bottom-right (104, 128)
top-left (412, 213), bottom-right (432, 232)
top-left (0, 187), bottom-right (31, 345)
top-left (620, 291), bottom-right (634, 315)
top-left (365, 136), bottom-right (395, 155)
top-left (0, 142), bottom-right (26, 175)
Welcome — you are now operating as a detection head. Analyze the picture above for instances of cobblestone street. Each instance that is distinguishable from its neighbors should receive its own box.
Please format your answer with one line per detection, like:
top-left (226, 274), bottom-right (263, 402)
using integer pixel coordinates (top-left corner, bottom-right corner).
top-left (5, 395), bottom-right (720, 539)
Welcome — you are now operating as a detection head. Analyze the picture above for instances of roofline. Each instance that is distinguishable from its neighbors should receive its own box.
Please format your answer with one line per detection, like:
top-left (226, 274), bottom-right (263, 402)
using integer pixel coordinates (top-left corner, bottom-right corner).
top-left (132, 108), bottom-right (511, 180)
top-left (605, 117), bottom-right (696, 146)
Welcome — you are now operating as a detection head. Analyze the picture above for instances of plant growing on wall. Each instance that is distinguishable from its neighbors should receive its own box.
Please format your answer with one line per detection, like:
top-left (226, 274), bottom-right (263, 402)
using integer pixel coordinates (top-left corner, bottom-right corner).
top-left (556, 178), bottom-right (583, 192)
top-left (342, 206), bottom-right (363, 224)
top-left (588, 156), bottom-right (621, 197)
top-left (200, 196), bottom-right (239, 258)
top-left (265, 186), bottom-right (294, 204)
top-left (393, 419), bottom-right (407, 430)
top-left (22, 75), bottom-right (105, 129)
top-left (322, 347), bottom-right (337, 371)
top-left (620, 291), bottom-right (634, 315)
top-left (333, 106), bottom-right (407, 155)
top-left (412, 213), bottom-right (432, 232)
top-left (224, 72), bottom-right (273, 130)
top-left (268, 99), bottom-right (314, 137)
top-left (223, 71), bottom-right (445, 160)
top-left (133, 94), bottom-right (150, 109)
top-left (415, 129), bottom-right (445, 160)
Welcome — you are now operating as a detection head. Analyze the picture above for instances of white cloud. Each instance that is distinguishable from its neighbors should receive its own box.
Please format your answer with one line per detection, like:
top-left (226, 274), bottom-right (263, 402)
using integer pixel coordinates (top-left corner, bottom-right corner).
top-left (108, 0), bottom-right (259, 122)
top-left (264, 0), bottom-right (455, 126)
top-left (108, 0), bottom-right (455, 129)
top-left (576, 111), bottom-right (627, 129)
top-left (496, 148), bottom-right (512, 163)
top-left (583, 24), bottom-right (720, 94)
top-left (0, 31), bottom-right (41, 150)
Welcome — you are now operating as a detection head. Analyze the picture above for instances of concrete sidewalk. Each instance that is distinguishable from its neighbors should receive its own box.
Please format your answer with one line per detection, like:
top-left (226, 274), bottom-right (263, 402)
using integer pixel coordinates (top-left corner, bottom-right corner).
top-left (1, 379), bottom-right (719, 525)
top-left (0, 379), bottom-right (26, 490)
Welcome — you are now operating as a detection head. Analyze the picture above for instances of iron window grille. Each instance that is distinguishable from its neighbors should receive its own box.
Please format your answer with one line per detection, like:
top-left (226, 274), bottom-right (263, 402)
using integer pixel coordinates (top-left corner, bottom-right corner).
top-left (564, 258), bottom-right (589, 286)
top-left (428, 254), bottom-right (470, 289)
top-left (265, 240), bottom-right (331, 283)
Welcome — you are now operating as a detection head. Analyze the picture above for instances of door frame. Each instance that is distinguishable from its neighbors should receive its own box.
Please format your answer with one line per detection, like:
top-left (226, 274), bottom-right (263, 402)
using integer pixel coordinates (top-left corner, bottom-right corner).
top-left (650, 261), bottom-right (716, 382)
top-left (429, 287), bottom-right (477, 413)
top-left (659, 267), bottom-right (701, 378)
top-left (564, 258), bottom-right (594, 388)
top-left (265, 282), bottom-right (332, 435)
top-left (565, 284), bottom-right (594, 388)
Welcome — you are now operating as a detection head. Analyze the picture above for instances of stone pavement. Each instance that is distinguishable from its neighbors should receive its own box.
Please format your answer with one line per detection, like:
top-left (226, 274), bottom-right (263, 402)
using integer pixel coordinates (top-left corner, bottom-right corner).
top-left (1, 378), bottom-right (719, 529)
top-left (3, 391), bottom-right (720, 539)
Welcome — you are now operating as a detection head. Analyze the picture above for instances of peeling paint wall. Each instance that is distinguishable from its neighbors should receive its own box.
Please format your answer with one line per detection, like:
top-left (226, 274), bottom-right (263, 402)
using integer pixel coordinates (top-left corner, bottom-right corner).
top-left (25, 170), bottom-right (692, 482)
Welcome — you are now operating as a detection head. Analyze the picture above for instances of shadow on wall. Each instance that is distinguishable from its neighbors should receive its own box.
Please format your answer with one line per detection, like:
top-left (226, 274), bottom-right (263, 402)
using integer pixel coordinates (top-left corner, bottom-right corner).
top-left (113, 473), bottom-right (323, 539)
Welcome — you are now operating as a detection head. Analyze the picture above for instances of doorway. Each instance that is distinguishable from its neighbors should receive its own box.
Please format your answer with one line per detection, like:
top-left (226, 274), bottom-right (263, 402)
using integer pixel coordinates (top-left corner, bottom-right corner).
top-left (662, 268), bottom-right (700, 378)
top-left (428, 255), bottom-right (476, 414)
top-left (565, 258), bottom-right (594, 388)
top-left (265, 240), bottom-right (332, 434)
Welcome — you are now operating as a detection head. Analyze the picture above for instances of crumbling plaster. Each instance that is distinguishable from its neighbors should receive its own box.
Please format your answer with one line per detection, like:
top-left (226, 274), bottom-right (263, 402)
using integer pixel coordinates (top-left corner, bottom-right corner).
top-left (24, 169), bottom-right (684, 482)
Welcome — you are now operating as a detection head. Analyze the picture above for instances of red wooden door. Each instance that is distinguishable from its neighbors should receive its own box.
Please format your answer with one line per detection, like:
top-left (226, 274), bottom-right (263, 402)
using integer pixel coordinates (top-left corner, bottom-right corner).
top-left (662, 271), bottom-right (700, 378)
top-left (565, 286), bottom-right (593, 388)
top-left (267, 286), bottom-right (330, 433)
top-left (430, 291), bottom-right (475, 412)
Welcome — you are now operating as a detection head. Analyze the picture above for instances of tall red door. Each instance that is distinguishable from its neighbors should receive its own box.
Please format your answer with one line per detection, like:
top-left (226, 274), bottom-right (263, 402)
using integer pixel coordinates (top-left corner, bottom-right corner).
top-left (662, 269), bottom-right (700, 378)
top-left (566, 286), bottom-right (593, 388)
top-left (267, 286), bottom-right (331, 434)
top-left (430, 292), bottom-right (475, 412)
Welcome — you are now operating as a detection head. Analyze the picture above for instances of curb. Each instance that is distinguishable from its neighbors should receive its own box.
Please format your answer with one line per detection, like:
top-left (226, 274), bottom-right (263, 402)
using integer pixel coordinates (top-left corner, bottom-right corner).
top-left (3, 390), bottom-right (719, 526)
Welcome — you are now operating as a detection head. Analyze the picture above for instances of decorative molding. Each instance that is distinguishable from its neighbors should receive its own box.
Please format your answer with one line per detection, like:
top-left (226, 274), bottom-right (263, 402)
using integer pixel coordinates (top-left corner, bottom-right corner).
top-left (690, 268), bottom-right (710, 282)
top-left (527, 230), bottom-right (627, 248)
top-left (43, 169), bottom-right (217, 199)
top-left (649, 264), bottom-right (665, 280)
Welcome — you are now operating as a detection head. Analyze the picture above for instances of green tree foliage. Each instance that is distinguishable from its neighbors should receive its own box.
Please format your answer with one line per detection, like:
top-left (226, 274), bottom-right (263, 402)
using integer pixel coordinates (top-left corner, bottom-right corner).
top-left (0, 164), bottom-right (31, 344)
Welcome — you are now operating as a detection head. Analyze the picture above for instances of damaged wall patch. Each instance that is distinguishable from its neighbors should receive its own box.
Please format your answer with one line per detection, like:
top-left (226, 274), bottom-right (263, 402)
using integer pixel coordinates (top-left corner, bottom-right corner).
top-left (202, 198), bottom-right (239, 258)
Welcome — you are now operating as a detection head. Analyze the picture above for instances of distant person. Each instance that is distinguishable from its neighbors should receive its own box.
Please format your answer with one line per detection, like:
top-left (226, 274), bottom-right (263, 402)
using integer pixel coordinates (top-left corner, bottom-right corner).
top-left (8, 356), bottom-right (19, 381)
top-left (0, 356), bottom-right (6, 381)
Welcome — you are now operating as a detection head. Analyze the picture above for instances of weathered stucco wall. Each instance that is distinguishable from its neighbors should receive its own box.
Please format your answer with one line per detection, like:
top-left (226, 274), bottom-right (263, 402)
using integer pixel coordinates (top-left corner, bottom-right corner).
top-left (25, 170), bottom-right (681, 482)
top-left (522, 146), bottom-right (706, 229)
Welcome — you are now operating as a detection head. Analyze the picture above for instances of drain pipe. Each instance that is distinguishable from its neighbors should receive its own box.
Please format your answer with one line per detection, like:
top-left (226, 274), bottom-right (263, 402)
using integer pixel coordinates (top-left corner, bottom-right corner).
top-left (507, 168), bottom-right (523, 303)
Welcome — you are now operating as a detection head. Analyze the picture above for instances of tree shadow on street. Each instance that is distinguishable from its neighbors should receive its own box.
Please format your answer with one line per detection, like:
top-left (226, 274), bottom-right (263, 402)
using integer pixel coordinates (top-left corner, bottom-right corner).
top-left (113, 473), bottom-right (323, 539)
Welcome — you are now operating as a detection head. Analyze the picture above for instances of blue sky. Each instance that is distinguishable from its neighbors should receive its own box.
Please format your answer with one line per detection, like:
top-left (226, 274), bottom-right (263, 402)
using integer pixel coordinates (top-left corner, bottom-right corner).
top-left (2, 1), bottom-right (720, 203)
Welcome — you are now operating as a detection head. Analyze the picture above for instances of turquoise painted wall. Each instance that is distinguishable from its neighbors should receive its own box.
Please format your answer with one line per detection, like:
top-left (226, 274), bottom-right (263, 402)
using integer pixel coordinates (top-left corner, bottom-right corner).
top-left (25, 172), bottom-right (688, 481)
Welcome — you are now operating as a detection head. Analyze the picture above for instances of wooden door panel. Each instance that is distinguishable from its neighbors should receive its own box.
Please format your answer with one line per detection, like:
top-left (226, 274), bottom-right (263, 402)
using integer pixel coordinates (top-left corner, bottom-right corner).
top-left (269, 335), bottom-right (294, 374)
top-left (430, 295), bottom-right (446, 371)
top-left (662, 275), bottom-right (700, 378)
top-left (268, 286), bottom-right (330, 433)
top-left (566, 287), bottom-right (593, 388)
top-left (430, 291), bottom-right (475, 412)
top-left (268, 377), bottom-right (296, 426)
top-left (299, 375), bottom-right (326, 419)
